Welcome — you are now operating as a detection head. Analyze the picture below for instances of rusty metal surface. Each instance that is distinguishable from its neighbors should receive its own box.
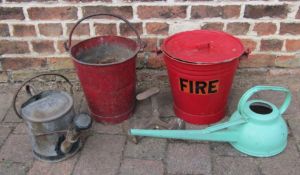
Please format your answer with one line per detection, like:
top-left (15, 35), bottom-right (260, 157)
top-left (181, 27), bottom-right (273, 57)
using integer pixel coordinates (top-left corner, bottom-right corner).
top-left (67, 13), bottom-right (144, 67)
top-left (76, 43), bottom-right (134, 64)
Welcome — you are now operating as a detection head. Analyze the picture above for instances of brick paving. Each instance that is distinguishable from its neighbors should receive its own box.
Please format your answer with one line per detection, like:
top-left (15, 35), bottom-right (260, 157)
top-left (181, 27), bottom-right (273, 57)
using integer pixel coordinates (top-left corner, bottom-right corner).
top-left (0, 82), bottom-right (299, 175)
top-left (166, 143), bottom-right (211, 174)
top-left (119, 159), bottom-right (164, 175)
top-left (124, 138), bottom-right (167, 160)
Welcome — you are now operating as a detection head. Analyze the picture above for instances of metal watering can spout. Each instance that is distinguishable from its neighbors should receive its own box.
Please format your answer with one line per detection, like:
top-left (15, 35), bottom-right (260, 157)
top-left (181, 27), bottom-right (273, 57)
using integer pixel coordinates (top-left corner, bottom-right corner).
top-left (131, 86), bottom-right (292, 157)
top-left (131, 118), bottom-right (246, 142)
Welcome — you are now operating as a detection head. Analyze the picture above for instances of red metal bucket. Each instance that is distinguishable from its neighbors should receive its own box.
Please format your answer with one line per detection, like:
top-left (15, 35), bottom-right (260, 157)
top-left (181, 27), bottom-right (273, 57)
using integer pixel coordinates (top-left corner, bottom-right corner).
top-left (66, 14), bottom-right (141, 124)
top-left (162, 30), bottom-right (246, 125)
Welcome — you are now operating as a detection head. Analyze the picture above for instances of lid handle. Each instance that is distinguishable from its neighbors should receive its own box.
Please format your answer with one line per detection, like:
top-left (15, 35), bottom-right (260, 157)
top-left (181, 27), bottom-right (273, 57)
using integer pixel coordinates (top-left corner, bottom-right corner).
top-left (195, 42), bottom-right (211, 51)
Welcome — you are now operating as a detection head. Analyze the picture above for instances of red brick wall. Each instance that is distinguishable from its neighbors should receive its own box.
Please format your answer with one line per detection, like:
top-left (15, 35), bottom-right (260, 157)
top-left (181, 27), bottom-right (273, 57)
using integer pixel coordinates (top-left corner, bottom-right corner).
top-left (0, 0), bottom-right (300, 82)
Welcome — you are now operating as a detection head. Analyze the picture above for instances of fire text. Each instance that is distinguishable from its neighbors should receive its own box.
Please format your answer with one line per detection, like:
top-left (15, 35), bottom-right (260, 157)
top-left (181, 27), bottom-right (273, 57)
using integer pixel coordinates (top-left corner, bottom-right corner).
top-left (179, 78), bottom-right (219, 95)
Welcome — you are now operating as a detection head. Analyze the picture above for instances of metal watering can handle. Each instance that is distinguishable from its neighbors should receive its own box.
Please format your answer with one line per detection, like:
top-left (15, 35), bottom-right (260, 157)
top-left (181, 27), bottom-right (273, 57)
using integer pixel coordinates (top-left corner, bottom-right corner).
top-left (12, 73), bottom-right (73, 119)
top-left (65, 13), bottom-right (143, 51)
top-left (237, 86), bottom-right (292, 116)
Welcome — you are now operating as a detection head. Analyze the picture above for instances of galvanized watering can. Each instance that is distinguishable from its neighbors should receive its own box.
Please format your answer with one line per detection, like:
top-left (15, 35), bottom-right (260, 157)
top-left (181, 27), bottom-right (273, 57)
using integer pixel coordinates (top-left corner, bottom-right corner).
top-left (131, 86), bottom-right (292, 157)
top-left (13, 73), bottom-right (92, 162)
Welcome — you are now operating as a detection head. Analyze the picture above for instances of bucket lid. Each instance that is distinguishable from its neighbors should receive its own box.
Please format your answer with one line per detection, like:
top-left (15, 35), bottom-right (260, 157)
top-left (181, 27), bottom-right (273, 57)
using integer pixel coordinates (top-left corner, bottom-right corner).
top-left (21, 90), bottom-right (73, 123)
top-left (162, 30), bottom-right (244, 64)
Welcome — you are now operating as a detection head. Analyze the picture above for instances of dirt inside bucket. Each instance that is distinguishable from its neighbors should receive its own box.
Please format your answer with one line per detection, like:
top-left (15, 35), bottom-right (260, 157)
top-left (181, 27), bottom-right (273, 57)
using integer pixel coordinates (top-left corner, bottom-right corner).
top-left (76, 43), bottom-right (134, 64)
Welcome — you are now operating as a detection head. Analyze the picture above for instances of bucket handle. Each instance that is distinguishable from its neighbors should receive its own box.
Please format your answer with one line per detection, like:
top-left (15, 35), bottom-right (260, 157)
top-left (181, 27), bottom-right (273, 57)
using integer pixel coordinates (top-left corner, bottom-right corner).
top-left (64, 13), bottom-right (143, 51)
top-left (12, 73), bottom-right (73, 119)
top-left (237, 86), bottom-right (292, 116)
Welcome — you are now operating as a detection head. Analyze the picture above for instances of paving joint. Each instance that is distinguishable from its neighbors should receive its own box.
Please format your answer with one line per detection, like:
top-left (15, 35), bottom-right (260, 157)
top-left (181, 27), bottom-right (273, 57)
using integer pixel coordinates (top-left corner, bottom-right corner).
top-left (70, 148), bottom-right (82, 175)
top-left (209, 143), bottom-right (215, 175)
top-left (0, 105), bottom-right (12, 123)
top-left (161, 139), bottom-right (169, 175)
top-left (0, 126), bottom-right (13, 151)
top-left (116, 137), bottom-right (128, 175)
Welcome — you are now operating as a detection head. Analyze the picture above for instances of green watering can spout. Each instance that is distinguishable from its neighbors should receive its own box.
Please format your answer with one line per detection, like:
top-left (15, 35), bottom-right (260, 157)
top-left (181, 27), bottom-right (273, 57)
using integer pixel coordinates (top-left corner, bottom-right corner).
top-left (131, 129), bottom-right (239, 142)
top-left (131, 86), bottom-right (292, 157)
top-left (131, 119), bottom-right (246, 142)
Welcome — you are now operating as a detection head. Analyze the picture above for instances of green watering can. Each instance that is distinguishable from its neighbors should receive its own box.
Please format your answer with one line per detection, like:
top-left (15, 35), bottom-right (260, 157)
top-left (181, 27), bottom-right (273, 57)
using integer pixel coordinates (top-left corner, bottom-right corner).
top-left (131, 86), bottom-right (292, 157)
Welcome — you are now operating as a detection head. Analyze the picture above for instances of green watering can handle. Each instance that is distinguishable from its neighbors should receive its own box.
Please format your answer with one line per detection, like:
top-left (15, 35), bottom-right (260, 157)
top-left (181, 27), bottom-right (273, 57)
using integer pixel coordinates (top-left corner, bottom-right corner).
top-left (238, 86), bottom-right (292, 116)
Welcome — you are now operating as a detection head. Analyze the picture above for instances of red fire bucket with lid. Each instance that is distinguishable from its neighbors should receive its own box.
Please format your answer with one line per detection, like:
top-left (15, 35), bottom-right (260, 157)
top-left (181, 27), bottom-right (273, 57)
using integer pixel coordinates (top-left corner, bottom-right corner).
top-left (162, 30), bottom-right (246, 125)
top-left (65, 14), bottom-right (142, 124)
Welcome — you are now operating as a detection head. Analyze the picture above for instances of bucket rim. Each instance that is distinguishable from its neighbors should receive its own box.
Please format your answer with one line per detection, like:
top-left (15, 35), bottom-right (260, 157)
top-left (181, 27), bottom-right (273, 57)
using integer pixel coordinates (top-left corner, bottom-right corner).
top-left (69, 35), bottom-right (140, 67)
top-left (162, 48), bottom-right (242, 65)
top-left (161, 30), bottom-right (245, 65)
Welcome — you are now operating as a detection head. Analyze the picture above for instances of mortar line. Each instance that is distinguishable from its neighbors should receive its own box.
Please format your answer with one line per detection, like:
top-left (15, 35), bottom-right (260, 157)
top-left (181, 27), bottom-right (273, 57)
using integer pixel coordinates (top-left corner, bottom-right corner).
top-left (53, 40), bottom-right (59, 54)
top-left (288, 3), bottom-right (299, 19)
top-left (7, 24), bottom-right (13, 36)
top-left (142, 21), bottom-right (146, 36)
top-left (223, 21), bottom-right (227, 31)
top-left (1, 104), bottom-right (13, 123)
top-left (2, 27), bottom-right (300, 40)
top-left (209, 143), bottom-right (215, 175)
top-left (22, 6), bottom-right (30, 21)
top-left (70, 146), bottom-right (83, 175)
top-left (77, 6), bottom-right (83, 20)
top-left (0, 156), bottom-right (35, 165)
top-left (1, 50), bottom-right (299, 59)
top-left (34, 23), bottom-right (40, 37)
top-left (239, 3), bottom-right (245, 19)
top-left (282, 39), bottom-right (287, 52)
top-left (62, 22), bottom-right (68, 38)
top-left (25, 158), bottom-right (35, 175)
top-left (0, 1), bottom-right (299, 8)
top-left (27, 41), bottom-right (34, 53)
top-left (116, 136), bottom-right (127, 175)
top-left (274, 21), bottom-right (280, 35)
top-left (186, 5), bottom-right (191, 20)
top-left (116, 22), bottom-right (120, 36)
top-left (162, 139), bottom-right (169, 175)
top-left (248, 22), bottom-right (256, 36)
top-left (257, 162), bottom-right (264, 175)
top-left (0, 122), bottom-right (14, 149)
top-left (294, 138), bottom-right (300, 155)
top-left (2, 18), bottom-right (300, 25)
top-left (132, 3), bottom-right (138, 21)
top-left (89, 21), bottom-right (95, 37)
